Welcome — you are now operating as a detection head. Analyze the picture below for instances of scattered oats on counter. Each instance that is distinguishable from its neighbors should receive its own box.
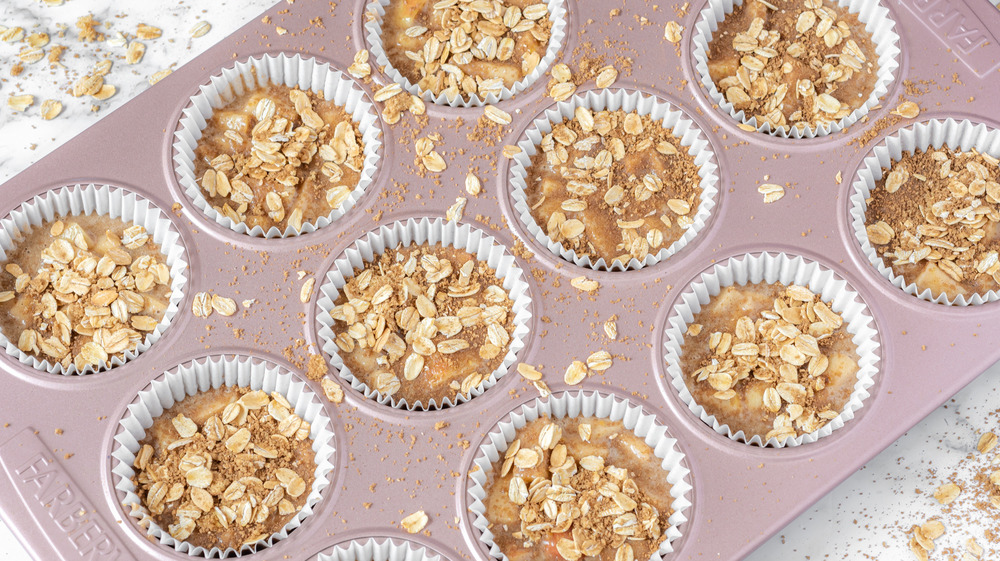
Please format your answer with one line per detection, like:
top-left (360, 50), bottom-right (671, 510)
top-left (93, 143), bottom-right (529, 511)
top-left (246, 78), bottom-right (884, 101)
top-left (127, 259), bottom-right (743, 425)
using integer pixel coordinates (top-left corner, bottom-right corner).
top-left (348, 49), bottom-right (370, 79)
top-left (190, 21), bottom-right (212, 39)
top-left (594, 65), bottom-right (618, 88)
top-left (604, 318), bottom-right (618, 340)
top-left (483, 105), bottom-right (512, 126)
top-left (7, 94), bottom-right (34, 112)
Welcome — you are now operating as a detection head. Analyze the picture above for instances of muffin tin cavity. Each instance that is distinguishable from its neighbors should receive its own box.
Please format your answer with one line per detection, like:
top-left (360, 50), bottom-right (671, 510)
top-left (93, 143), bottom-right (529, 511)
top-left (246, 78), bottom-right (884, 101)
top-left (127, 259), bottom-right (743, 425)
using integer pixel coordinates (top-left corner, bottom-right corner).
top-left (692, 0), bottom-right (900, 139)
top-left (172, 53), bottom-right (382, 238)
top-left (850, 118), bottom-right (1000, 306)
top-left (509, 88), bottom-right (720, 272)
top-left (110, 355), bottom-right (337, 558)
top-left (0, 184), bottom-right (188, 376)
top-left (663, 252), bottom-right (881, 447)
top-left (467, 390), bottom-right (692, 561)
top-left (364, 0), bottom-right (568, 107)
top-left (315, 217), bottom-right (533, 411)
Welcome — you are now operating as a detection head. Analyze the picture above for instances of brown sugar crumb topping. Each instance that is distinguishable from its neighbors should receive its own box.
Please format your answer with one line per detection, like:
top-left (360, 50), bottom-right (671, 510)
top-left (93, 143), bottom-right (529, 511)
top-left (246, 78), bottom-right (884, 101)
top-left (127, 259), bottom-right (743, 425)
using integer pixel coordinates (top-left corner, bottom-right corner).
top-left (330, 244), bottom-right (515, 404)
top-left (526, 109), bottom-right (703, 264)
top-left (0, 218), bottom-right (170, 371)
top-left (384, 0), bottom-right (554, 101)
top-left (132, 387), bottom-right (315, 549)
top-left (865, 147), bottom-right (1000, 296)
top-left (495, 418), bottom-right (670, 560)
top-left (690, 285), bottom-right (846, 442)
top-left (194, 84), bottom-right (364, 233)
top-left (707, 0), bottom-right (880, 131)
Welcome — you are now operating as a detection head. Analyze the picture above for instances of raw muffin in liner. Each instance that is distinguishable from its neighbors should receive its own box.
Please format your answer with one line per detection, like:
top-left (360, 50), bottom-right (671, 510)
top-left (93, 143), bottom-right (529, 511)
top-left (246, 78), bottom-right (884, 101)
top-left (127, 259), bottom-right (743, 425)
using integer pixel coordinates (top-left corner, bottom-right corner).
top-left (0, 184), bottom-right (188, 375)
top-left (110, 355), bottom-right (336, 558)
top-left (850, 118), bottom-right (1000, 306)
top-left (509, 88), bottom-right (720, 271)
top-left (315, 217), bottom-right (532, 410)
top-left (663, 252), bottom-right (881, 447)
top-left (467, 390), bottom-right (693, 560)
top-left (363, 0), bottom-right (568, 107)
top-left (691, 0), bottom-right (900, 139)
top-left (173, 53), bottom-right (382, 238)
top-left (314, 538), bottom-right (443, 561)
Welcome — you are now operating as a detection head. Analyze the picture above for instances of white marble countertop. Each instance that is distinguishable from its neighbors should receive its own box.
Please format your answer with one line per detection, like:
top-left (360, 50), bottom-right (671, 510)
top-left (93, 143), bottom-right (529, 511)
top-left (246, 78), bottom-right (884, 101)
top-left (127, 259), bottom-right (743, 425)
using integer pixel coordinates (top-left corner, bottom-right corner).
top-left (1, 0), bottom-right (1000, 559)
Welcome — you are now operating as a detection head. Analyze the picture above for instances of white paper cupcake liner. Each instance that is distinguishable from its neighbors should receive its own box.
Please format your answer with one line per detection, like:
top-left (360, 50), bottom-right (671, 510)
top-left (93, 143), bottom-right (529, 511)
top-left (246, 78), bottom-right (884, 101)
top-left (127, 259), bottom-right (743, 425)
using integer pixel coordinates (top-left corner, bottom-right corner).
top-left (315, 217), bottom-right (532, 411)
top-left (467, 390), bottom-right (692, 561)
top-left (173, 53), bottom-right (382, 238)
top-left (850, 118), bottom-right (1000, 306)
top-left (692, 0), bottom-right (900, 139)
top-left (663, 252), bottom-right (880, 447)
top-left (509, 88), bottom-right (720, 271)
top-left (364, 0), bottom-right (567, 107)
top-left (0, 184), bottom-right (188, 376)
top-left (110, 355), bottom-right (336, 558)
top-left (314, 538), bottom-right (443, 561)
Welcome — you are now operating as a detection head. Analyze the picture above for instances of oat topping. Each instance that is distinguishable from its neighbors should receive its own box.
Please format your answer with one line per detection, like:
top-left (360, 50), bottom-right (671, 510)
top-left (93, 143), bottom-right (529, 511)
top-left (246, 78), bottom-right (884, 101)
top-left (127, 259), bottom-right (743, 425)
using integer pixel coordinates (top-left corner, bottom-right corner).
top-left (685, 284), bottom-right (853, 442)
top-left (383, 0), bottom-right (554, 102)
top-left (330, 244), bottom-right (515, 405)
top-left (193, 83), bottom-right (364, 233)
top-left (0, 217), bottom-right (171, 371)
top-left (865, 147), bottom-right (1000, 298)
top-left (132, 386), bottom-right (315, 549)
top-left (525, 108), bottom-right (703, 264)
top-left (706, 0), bottom-right (880, 131)
top-left (485, 416), bottom-right (672, 561)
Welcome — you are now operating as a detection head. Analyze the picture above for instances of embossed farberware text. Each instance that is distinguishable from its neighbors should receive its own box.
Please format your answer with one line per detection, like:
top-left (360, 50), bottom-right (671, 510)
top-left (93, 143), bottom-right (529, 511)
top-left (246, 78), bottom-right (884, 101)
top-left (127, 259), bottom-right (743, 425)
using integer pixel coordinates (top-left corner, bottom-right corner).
top-left (1, 430), bottom-right (129, 561)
